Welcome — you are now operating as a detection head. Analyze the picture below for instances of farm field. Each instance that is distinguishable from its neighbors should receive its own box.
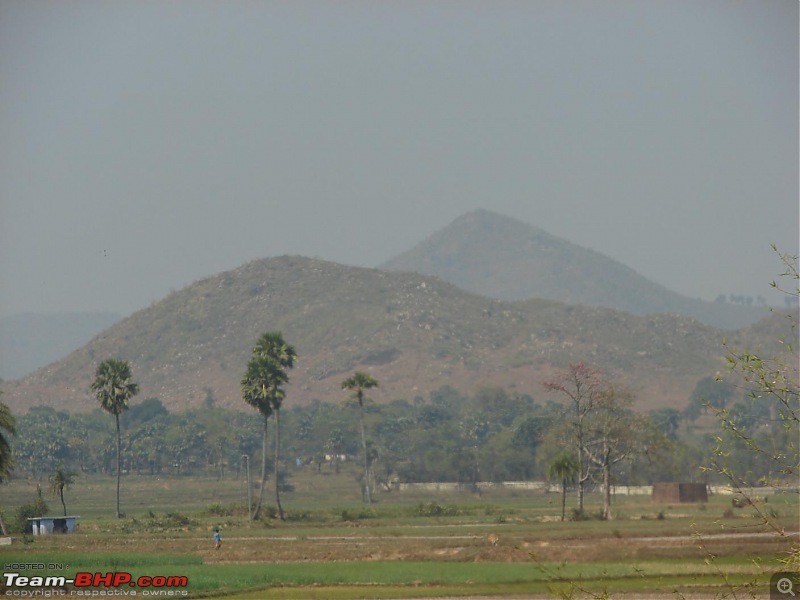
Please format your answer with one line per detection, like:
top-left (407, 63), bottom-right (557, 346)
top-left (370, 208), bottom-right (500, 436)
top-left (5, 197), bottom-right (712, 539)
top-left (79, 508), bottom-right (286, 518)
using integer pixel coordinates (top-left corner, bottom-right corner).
top-left (1, 469), bottom-right (797, 599)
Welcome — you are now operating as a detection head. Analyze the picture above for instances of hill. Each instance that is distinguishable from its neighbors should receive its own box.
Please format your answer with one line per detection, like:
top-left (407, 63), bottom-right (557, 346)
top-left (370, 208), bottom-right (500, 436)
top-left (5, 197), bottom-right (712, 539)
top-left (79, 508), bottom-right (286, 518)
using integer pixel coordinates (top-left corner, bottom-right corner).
top-left (0, 311), bottom-right (122, 380)
top-left (2, 256), bottom-right (789, 415)
top-left (380, 210), bottom-right (769, 329)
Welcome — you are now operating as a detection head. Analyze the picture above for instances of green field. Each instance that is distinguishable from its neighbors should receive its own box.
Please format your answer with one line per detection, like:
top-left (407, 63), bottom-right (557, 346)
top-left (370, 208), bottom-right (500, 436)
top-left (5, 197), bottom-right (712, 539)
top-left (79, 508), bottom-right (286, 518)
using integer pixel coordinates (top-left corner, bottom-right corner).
top-left (1, 469), bottom-right (797, 599)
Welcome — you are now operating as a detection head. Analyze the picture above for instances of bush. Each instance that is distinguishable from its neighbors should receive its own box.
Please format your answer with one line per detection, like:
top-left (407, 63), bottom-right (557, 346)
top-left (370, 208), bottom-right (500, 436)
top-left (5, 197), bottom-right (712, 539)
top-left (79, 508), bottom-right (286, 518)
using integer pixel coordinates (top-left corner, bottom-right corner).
top-left (14, 487), bottom-right (49, 534)
top-left (340, 508), bottom-right (377, 521)
top-left (206, 503), bottom-right (244, 517)
top-left (413, 503), bottom-right (462, 517)
top-left (569, 507), bottom-right (605, 521)
top-left (135, 511), bottom-right (198, 531)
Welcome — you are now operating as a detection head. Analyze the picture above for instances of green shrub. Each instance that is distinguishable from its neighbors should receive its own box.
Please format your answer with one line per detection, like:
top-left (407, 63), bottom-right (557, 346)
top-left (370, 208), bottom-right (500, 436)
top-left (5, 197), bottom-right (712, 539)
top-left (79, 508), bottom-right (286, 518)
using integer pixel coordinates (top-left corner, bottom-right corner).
top-left (131, 511), bottom-right (199, 531)
top-left (14, 486), bottom-right (49, 534)
top-left (413, 502), bottom-right (462, 517)
top-left (206, 502), bottom-right (243, 517)
top-left (569, 507), bottom-right (604, 521)
top-left (340, 508), bottom-right (377, 521)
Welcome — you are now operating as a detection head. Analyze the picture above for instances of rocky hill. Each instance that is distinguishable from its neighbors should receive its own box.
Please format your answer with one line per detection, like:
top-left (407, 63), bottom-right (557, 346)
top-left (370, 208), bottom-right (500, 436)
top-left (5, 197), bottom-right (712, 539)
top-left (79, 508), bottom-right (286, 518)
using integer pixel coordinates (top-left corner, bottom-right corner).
top-left (3, 256), bottom-right (789, 416)
top-left (380, 210), bottom-right (769, 330)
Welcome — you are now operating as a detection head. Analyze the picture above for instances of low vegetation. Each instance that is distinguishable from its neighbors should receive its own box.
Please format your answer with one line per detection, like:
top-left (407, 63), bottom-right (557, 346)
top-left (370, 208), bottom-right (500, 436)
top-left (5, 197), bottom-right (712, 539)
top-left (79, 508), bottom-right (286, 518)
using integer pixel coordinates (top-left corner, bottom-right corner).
top-left (0, 471), bottom-right (796, 598)
top-left (7, 376), bottom-right (792, 511)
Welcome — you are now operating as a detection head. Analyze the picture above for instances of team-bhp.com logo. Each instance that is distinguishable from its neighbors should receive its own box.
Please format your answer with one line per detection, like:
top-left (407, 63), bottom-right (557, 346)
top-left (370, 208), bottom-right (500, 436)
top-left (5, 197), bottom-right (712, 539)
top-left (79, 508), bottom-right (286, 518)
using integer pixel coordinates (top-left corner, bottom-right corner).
top-left (3, 571), bottom-right (188, 596)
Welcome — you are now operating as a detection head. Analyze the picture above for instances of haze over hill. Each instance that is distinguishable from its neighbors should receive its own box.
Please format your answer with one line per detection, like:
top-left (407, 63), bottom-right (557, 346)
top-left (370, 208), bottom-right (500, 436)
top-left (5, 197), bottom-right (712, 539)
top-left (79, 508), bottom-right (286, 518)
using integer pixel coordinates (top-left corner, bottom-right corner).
top-left (381, 210), bottom-right (770, 330)
top-left (3, 255), bottom-right (790, 417)
top-left (0, 210), bottom-right (778, 381)
top-left (0, 312), bottom-right (122, 381)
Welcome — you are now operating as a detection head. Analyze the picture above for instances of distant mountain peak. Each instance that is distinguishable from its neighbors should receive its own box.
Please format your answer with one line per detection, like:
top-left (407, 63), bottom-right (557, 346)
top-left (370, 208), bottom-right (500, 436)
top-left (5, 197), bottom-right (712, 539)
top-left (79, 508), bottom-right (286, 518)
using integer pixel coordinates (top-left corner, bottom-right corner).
top-left (442, 208), bottom-right (546, 234)
top-left (380, 210), bottom-right (768, 329)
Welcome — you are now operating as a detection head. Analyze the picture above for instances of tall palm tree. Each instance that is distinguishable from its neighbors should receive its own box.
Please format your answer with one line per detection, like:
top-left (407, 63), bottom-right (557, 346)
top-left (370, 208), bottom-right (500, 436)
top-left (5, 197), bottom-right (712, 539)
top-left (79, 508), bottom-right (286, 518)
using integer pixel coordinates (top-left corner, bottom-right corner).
top-left (0, 396), bottom-right (16, 535)
top-left (49, 467), bottom-right (76, 516)
top-left (271, 387), bottom-right (287, 520)
top-left (548, 451), bottom-right (580, 522)
top-left (91, 358), bottom-right (139, 519)
top-left (254, 333), bottom-right (297, 519)
top-left (242, 332), bottom-right (296, 521)
top-left (253, 332), bottom-right (296, 372)
top-left (342, 372), bottom-right (379, 504)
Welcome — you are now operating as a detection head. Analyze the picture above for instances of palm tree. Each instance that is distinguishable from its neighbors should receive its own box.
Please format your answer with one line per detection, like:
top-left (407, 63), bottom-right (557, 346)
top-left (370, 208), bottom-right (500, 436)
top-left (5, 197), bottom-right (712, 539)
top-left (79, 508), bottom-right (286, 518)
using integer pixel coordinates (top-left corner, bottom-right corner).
top-left (91, 358), bottom-right (139, 519)
top-left (241, 332), bottom-right (296, 521)
top-left (548, 452), bottom-right (580, 522)
top-left (254, 333), bottom-right (297, 522)
top-left (342, 372), bottom-right (379, 504)
top-left (271, 387), bottom-right (288, 520)
top-left (0, 396), bottom-right (16, 535)
top-left (49, 467), bottom-right (76, 516)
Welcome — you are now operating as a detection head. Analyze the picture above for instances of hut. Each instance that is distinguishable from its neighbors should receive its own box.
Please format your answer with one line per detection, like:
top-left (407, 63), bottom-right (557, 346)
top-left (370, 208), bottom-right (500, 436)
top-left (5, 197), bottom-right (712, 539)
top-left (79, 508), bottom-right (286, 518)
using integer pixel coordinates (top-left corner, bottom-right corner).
top-left (27, 516), bottom-right (78, 535)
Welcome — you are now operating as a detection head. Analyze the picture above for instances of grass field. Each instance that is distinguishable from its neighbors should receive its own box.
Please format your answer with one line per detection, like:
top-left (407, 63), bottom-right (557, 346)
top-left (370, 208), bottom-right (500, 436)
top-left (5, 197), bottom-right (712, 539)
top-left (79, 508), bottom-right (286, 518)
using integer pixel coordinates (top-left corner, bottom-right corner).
top-left (1, 467), bottom-right (797, 599)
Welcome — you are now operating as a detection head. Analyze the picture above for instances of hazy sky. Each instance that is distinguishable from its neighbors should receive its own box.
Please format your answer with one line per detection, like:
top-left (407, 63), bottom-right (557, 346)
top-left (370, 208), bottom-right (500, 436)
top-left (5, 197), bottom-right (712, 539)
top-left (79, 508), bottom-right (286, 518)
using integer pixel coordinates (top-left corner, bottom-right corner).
top-left (1, 1), bottom-right (797, 319)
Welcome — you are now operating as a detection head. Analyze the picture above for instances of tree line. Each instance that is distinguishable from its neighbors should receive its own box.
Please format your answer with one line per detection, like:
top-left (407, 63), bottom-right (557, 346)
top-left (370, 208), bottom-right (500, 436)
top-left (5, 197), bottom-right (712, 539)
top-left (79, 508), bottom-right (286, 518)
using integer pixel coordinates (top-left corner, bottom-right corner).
top-left (4, 343), bottom-right (789, 522)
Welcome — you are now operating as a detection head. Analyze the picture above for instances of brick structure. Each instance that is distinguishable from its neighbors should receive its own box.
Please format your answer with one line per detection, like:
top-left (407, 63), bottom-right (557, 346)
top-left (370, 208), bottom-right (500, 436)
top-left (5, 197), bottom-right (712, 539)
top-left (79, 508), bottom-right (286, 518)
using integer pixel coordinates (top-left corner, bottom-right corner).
top-left (652, 483), bottom-right (708, 503)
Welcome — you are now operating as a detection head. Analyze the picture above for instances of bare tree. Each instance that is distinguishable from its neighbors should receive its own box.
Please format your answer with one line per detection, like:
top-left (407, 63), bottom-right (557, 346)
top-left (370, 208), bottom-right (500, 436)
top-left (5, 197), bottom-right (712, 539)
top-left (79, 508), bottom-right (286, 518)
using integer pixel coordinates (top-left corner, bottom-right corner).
top-left (582, 385), bottom-right (659, 520)
top-left (543, 363), bottom-right (607, 516)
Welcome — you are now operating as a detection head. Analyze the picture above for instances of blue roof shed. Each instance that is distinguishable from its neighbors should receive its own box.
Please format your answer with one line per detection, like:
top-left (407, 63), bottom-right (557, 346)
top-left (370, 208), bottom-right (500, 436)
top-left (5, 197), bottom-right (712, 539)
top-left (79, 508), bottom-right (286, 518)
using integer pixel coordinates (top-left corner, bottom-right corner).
top-left (27, 516), bottom-right (78, 535)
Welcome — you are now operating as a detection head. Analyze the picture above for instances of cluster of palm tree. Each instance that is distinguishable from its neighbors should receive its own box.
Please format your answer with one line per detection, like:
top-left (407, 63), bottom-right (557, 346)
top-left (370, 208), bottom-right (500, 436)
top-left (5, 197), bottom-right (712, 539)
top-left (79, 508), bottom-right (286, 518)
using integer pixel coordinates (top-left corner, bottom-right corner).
top-left (83, 333), bottom-right (303, 521)
top-left (240, 332), bottom-right (297, 521)
top-left (240, 334), bottom-right (383, 515)
top-left (0, 331), bottom-right (386, 526)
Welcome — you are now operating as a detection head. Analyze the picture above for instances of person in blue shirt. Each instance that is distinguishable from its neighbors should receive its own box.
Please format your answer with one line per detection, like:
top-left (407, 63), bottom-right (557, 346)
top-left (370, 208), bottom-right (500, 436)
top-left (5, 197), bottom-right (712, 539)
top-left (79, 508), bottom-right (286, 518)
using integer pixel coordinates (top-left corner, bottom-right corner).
top-left (213, 528), bottom-right (221, 549)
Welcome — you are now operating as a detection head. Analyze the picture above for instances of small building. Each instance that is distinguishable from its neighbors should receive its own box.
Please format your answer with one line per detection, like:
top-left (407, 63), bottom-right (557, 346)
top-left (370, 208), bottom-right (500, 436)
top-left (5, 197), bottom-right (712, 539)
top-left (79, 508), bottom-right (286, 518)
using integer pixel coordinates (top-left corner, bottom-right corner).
top-left (27, 516), bottom-right (78, 535)
top-left (652, 483), bottom-right (708, 503)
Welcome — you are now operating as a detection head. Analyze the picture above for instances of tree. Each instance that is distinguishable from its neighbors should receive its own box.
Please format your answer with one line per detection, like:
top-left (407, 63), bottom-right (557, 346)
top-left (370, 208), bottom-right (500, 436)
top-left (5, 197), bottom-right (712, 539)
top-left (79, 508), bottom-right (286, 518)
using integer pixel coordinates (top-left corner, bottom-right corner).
top-left (686, 376), bottom-right (734, 420)
top-left (542, 363), bottom-right (607, 515)
top-left (512, 415), bottom-right (551, 452)
top-left (711, 248), bottom-right (799, 570)
top-left (0, 394), bottom-right (16, 535)
top-left (649, 408), bottom-right (682, 440)
top-left (254, 332), bottom-right (297, 521)
top-left (342, 372), bottom-right (379, 504)
top-left (91, 358), bottom-right (139, 519)
top-left (0, 395), bottom-right (15, 483)
top-left (547, 452), bottom-right (579, 522)
top-left (48, 467), bottom-right (75, 516)
top-left (242, 354), bottom-right (277, 520)
top-left (241, 332), bottom-right (296, 521)
top-left (582, 385), bottom-right (646, 520)
top-left (325, 428), bottom-right (345, 473)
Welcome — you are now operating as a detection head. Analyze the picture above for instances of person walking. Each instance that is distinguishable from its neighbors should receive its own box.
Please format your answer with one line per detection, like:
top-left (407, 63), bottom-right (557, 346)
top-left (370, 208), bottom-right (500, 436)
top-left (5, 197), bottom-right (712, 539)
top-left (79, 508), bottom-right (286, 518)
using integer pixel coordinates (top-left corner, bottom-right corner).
top-left (213, 528), bottom-right (221, 549)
